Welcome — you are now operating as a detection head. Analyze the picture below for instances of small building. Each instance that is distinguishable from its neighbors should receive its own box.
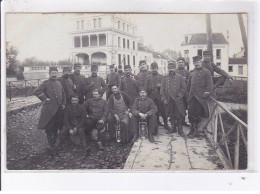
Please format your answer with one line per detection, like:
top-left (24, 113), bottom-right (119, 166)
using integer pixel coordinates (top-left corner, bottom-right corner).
top-left (180, 33), bottom-right (229, 72)
top-left (228, 57), bottom-right (247, 80)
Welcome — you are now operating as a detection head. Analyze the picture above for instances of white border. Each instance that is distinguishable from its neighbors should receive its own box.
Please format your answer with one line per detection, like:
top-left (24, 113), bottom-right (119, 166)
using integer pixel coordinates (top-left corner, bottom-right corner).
top-left (1, 0), bottom-right (260, 190)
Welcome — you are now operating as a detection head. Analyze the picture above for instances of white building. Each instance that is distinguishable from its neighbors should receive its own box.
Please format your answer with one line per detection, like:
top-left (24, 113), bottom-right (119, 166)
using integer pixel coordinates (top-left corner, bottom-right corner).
top-left (180, 33), bottom-right (229, 72)
top-left (228, 57), bottom-right (247, 80)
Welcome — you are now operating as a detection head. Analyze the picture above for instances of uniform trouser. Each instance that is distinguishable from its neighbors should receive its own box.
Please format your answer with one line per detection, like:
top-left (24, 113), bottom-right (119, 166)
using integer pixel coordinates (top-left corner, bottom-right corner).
top-left (85, 117), bottom-right (106, 142)
top-left (56, 125), bottom-right (87, 147)
top-left (168, 98), bottom-right (184, 123)
top-left (77, 94), bottom-right (85, 104)
top-left (45, 107), bottom-right (63, 143)
top-left (188, 97), bottom-right (205, 125)
top-left (106, 88), bottom-right (113, 101)
top-left (130, 114), bottom-right (157, 137)
top-left (213, 76), bottom-right (227, 88)
top-left (107, 114), bottom-right (129, 142)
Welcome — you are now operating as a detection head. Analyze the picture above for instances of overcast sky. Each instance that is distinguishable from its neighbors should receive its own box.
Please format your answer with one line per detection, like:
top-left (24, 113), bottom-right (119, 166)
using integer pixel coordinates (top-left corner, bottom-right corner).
top-left (6, 13), bottom-right (247, 62)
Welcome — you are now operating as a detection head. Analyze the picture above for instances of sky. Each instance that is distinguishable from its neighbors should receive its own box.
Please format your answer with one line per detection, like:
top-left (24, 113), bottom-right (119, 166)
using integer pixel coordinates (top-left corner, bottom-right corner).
top-left (6, 13), bottom-right (247, 62)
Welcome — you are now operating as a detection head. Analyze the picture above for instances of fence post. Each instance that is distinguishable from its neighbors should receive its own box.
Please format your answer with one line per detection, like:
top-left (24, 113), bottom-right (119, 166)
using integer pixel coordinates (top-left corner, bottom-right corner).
top-left (234, 125), bottom-right (240, 169)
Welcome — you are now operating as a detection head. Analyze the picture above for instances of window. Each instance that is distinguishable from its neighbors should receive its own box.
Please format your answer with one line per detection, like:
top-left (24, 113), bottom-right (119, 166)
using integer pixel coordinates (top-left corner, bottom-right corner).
top-left (123, 23), bottom-right (125, 31)
top-left (133, 56), bottom-right (136, 66)
top-left (118, 37), bottom-right (121, 48)
top-left (133, 41), bottom-right (135, 50)
top-left (197, 49), bottom-right (203, 57)
top-left (118, 54), bottom-right (121, 65)
top-left (216, 49), bottom-right (221, 59)
top-left (216, 63), bottom-right (221, 67)
top-left (228, 66), bottom-right (233, 72)
top-left (93, 19), bottom-right (97, 28)
top-left (127, 55), bottom-right (130, 65)
top-left (127, 39), bottom-right (130, 49)
top-left (133, 27), bottom-right (135, 34)
top-left (238, 66), bottom-right (243, 75)
top-left (77, 21), bottom-right (80, 30)
top-left (82, 36), bottom-right (89, 47)
top-left (90, 35), bottom-right (97, 46)
top-left (74, 36), bottom-right (81, 47)
top-left (81, 20), bottom-right (84, 30)
top-left (98, 18), bottom-right (102, 27)
top-left (99, 34), bottom-right (106, 46)
top-left (123, 38), bottom-right (125, 48)
top-left (118, 21), bottom-right (120, 29)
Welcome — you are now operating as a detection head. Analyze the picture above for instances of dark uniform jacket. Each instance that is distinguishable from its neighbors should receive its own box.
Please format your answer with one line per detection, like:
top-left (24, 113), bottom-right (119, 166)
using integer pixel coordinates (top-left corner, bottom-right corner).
top-left (160, 73), bottom-right (187, 117)
top-left (106, 72), bottom-right (120, 87)
top-left (202, 61), bottom-right (231, 79)
top-left (176, 68), bottom-right (190, 82)
top-left (187, 67), bottom-right (213, 117)
top-left (83, 98), bottom-right (108, 122)
top-left (70, 73), bottom-right (85, 99)
top-left (63, 104), bottom-right (85, 129)
top-left (147, 72), bottom-right (163, 96)
top-left (136, 70), bottom-right (152, 89)
top-left (107, 91), bottom-right (133, 115)
top-left (33, 79), bottom-right (66, 129)
top-left (120, 74), bottom-right (140, 100)
top-left (85, 75), bottom-right (107, 100)
top-left (131, 97), bottom-right (158, 116)
top-left (58, 76), bottom-right (74, 104)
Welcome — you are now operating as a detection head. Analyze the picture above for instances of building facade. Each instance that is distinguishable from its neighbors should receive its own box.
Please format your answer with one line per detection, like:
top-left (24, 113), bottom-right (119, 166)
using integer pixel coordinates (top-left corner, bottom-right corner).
top-left (180, 33), bottom-right (229, 73)
top-left (228, 57), bottom-right (247, 80)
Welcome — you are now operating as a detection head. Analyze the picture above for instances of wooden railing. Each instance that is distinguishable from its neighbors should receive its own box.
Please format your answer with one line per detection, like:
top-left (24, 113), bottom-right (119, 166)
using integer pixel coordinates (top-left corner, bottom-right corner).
top-left (204, 96), bottom-right (248, 169)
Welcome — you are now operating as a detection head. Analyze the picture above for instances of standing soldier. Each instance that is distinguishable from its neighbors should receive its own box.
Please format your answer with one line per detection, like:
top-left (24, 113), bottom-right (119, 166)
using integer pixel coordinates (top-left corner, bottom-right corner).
top-left (130, 88), bottom-right (158, 143)
top-left (58, 66), bottom-right (74, 105)
top-left (33, 67), bottom-right (66, 147)
top-left (106, 64), bottom-right (120, 100)
top-left (202, 50), bottom-right (233, 89)
top-left (187, 56), bottom-right (213, 139)
top-left (83, 90), bottom-right (109, 150)
top-left (85, 64), bottom-right (107, 101)
top-left (117, 64), bottom-right (125, 90)
top-left (136, 60), bottom-right (152, 90)
top-left (147, 62), bottom-right (169, 130)
top-left (160, 62), bottom-right (187, 136)
top-left (70, 63), bottom-right (85, 104)
top-left (120, 65), bottom-right (140, 100)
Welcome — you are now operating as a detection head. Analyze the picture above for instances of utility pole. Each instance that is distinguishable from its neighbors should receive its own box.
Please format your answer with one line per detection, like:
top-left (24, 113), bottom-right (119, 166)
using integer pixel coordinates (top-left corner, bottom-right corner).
top-left (206, 14), bottom-right (213, 62)
top-left (237, 14), bottom-right (247, 58)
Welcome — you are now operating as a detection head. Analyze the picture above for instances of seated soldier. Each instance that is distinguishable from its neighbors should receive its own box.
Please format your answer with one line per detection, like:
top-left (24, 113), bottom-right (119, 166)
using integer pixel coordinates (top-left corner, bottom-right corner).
top-left (130, 88), bottom-right (158, 143)
top-left (107, 85), bottom-right (133, 144)
top-left (83, 89), bottom-right (108, 150)
top-left (54, 94), bottom-right (89, 151)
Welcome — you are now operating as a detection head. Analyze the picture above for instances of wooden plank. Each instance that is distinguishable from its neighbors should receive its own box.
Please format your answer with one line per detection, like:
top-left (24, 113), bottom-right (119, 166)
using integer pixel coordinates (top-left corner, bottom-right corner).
top-left (234, 126), bottom-right (240, 169)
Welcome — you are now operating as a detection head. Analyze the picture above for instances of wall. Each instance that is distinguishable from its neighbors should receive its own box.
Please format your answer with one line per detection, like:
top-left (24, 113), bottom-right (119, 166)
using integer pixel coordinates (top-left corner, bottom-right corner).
top-left (228, 64), bottom-right (248, 78)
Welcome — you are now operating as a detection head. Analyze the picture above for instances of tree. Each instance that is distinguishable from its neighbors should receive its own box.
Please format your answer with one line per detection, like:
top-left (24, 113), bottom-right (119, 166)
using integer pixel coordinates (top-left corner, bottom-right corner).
top-left (6, 42), bottom-right (19, 76)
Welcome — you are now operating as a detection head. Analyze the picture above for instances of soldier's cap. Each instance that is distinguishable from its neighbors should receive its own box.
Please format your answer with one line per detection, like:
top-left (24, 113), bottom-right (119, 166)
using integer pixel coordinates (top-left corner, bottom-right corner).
top-left (63, 66), bottom-right (72, 71)
top-left (74, 63), bottom-right (81, 68)
top-left (70, 94), bottom-right (79, 100)
top-left (177, 57), bottom-right (185, 62)
top-left (139, 87), bottom-right (147, 92)
top-left (124, 65), bottom-right (131, 69)
top-left (151, 62), bottom-right (158, 69)
top-left (91, 64), bottom-right (98, 70)
top-left (193, 55), bottom-right (202, 62)
top-left (109, 64), bottom-right (115, 69)
top-left (203, 50), bottom-right (212, 56)
top-left (49, 66), bottom-right (58, 72)
top-left (139, 60), bottom-right (146, 66)
top-left (168, 61), bottom-right (177, 68)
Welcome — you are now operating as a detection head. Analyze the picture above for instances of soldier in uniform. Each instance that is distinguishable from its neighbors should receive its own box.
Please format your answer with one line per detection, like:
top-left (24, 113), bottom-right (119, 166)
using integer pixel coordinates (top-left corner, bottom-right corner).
top-left (202, 50), bottom-right (232, 89)
top-left (33, 67), bottom-right (66, 147)
top-left (117, 64), bottom-right (125, 90)
top-left (70, 63), bottom-right (85, 104)
top-left (83, 89), bottom-right (108, 150)
top-left (85, 64), bottom-right (107, 102)
top-left (120, 65), bottom-right (140, 100)
top-left (147, 62), bottom-right (169, 131)
top-left (160, 62), bottom-right (187, 136)
top-left (107, 85), bottom-right (133, 144)
top-left (58, 66), bottom-right (74, 105)
top-left (136, 60), bottom-right (152, 90)
top-left (106, 64), bottom-right (120, 100)
top-left (187, 56), bottom-right (213, 139)
top-left (130, 88), bottom-right (158, 143)
top-left (54, 94), bottom-right (90, 150)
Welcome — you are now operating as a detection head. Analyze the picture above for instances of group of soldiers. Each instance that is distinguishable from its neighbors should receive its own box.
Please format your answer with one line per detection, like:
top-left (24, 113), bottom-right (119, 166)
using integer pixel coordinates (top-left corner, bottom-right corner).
top-left (33, 50), bottom-right (232, 151)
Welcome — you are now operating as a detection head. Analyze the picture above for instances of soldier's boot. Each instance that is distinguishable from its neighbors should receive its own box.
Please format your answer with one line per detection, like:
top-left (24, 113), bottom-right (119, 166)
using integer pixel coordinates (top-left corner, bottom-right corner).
top-left (163, 117), bottom-right (171, 131)
top-left (167, 121), bottom-right (177, 134)
top-left (187, 123), bottom-right (198, 139)
top-left (148, 132), bottom-right (155, 143)
top-left (177, 121), bottom-right (185, 137)
top-left (130, 133), bottom-right (138, 144)
top-left (97, 141), bottom-right (105, 150)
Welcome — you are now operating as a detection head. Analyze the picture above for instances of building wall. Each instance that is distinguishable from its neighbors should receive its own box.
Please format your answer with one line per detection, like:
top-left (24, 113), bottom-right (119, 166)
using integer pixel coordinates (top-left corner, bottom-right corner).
top-left (228, 64), bottom-right (248, 79)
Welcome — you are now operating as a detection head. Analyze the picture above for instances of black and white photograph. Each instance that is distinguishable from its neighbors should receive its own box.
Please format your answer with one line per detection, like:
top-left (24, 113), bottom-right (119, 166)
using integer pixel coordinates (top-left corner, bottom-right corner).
top-left (4, 12), bottom-right (249, 172)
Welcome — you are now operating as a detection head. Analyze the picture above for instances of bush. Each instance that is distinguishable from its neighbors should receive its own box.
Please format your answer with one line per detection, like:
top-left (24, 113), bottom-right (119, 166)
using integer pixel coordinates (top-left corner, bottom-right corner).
top-left (16, 73), bottom-right (24, 80)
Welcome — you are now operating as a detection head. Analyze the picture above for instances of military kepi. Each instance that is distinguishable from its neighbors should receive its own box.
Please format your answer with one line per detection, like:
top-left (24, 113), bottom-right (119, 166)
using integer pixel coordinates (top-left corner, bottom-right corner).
top-left (91, 64), bottom-right (98, 71)
top-left (151, 62), bottom-right (158, 69)
top-left (139, 60), bottom-right (146, 66)
top-left (124, 64), bottom-right (131, 69)
top-left (193, 56), bottom-right (202, 62)
top-left (177, 57), bottom-right (185, 62)
top-left (203, 50), bottom-right (212, 56)
top-left (63, 66), bottom-right (72, 71)
top-left (168, 61), bottom-right (176, 68)
top-left (109, 64), bottom-right (115, 69)
top-left (49, 66), bottom-right (58, 72)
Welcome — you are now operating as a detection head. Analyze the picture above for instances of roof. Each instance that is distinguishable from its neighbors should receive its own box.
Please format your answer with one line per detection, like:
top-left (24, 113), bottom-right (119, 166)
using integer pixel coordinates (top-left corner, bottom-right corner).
top-left (183, 33), bottom-right (228, 45)
top-left (229, 57), bottom-right (247, 65)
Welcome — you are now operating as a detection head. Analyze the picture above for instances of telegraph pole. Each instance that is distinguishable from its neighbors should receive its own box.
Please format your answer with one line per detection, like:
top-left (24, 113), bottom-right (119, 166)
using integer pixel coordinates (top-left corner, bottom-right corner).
top-left (206, 14), bottom-right (213, 62)
top-left (237, 14), bottom-right (247, 57)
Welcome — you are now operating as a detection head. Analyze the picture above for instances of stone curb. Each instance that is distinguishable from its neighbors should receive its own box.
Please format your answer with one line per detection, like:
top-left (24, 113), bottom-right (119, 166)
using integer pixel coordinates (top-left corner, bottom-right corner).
top-left (7, 102), bottom-right (42, 117)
